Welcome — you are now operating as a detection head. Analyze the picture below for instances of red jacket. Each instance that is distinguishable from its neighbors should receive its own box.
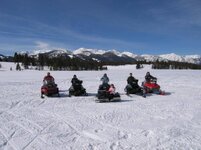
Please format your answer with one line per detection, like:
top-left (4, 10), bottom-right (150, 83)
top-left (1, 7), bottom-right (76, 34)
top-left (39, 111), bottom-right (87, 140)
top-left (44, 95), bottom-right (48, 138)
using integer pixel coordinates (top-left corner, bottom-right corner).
top-left (43, 75), bottom-right (54, 82)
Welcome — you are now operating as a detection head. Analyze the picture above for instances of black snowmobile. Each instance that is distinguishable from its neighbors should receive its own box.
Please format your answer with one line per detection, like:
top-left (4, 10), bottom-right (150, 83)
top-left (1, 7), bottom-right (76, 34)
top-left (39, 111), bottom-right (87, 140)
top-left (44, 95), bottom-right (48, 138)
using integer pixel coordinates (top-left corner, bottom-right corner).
top-left (124, 80), bottom-right (146, 97)
top-left (96, 83), bottom-right (121, 102)
top-left (69, 80), bottom-right (87, 97)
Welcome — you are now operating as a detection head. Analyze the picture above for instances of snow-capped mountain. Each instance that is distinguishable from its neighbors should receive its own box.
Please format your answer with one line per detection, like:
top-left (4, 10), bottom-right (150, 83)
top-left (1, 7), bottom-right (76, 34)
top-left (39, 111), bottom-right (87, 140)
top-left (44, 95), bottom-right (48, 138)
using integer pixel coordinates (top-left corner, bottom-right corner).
top-left (0, 54), bottom-right (5, 59)
top-left (159, 53), bottom-right (185, 62)
top-left (141, 54), bottom-right (161, 62)
top-left (73, 48), bottom-right (106, 56)
top-left (158, 53), bottom-right (201, 64)
top-left (73, 48), bottom-right (137, 63)
top-left (119, 51), bottom-right (138, 58)
top-left (184, 55), bottom-right (201, 64)
top-left (17, 48), bottom-right (201, 65)
top-left (29, 49), bottom-right (73, 58)
top-left (30, 49), bottom-right (52, 55)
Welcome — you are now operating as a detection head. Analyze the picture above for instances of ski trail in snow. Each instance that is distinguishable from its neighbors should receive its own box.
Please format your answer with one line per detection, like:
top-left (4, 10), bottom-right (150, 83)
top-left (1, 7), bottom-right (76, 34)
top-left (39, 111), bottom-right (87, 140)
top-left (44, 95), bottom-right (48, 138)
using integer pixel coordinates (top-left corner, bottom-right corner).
top-left (21, 122), bottom-right (55, 150)
top-left (0, 128), bottom-right (18, 150)
top-left (66, 98), bottom-right (133, 148)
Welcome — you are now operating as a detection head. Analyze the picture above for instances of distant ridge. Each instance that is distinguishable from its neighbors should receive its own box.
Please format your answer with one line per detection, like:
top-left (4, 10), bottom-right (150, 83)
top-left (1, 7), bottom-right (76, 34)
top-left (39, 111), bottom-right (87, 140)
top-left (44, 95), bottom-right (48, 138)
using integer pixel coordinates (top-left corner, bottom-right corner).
top-left (21, 48), bottom-right (201, 65)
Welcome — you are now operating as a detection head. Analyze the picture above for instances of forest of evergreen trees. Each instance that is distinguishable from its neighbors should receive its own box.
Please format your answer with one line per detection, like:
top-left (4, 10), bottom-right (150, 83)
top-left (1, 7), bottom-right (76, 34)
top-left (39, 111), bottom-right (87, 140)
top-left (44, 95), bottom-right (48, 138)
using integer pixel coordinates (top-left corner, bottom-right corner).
top-left (12, 53), bottom-right (105, 71)
top-left (151, 60), bottom-right (201, 69)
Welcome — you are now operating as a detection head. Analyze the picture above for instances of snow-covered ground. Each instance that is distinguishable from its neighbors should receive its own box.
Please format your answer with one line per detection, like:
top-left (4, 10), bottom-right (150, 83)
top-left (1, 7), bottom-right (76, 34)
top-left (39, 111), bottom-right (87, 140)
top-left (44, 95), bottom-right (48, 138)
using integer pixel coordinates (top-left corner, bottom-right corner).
top-left (0, 62), bottom-right (201, 150)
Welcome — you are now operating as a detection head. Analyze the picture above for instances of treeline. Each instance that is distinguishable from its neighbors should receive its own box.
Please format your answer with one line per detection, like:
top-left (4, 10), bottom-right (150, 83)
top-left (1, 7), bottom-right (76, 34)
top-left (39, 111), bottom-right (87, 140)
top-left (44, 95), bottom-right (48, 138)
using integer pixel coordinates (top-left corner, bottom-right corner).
top-left (13, 53), bottom-right (106, 71)
top-left (99, 59), bottom-right (201, 70)
top-left (1, 52), bottom-right (201, 70)
top-left (152, 60), bottom-right (201, 69)
top-left (0, 56), bottom-right (14, 62)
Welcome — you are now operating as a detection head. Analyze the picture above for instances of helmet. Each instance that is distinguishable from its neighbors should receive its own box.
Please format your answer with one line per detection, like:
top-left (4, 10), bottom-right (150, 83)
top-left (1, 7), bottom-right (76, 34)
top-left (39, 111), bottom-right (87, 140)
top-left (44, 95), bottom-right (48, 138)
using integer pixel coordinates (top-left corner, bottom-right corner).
top-left (146, 72), bottom-right (150, 75)
top-left (130, 73), bottom-right (132, 76)
top-left (47, 72), bottom-right (50, 76)
top-left (73, 75), bottom-right (77, 78)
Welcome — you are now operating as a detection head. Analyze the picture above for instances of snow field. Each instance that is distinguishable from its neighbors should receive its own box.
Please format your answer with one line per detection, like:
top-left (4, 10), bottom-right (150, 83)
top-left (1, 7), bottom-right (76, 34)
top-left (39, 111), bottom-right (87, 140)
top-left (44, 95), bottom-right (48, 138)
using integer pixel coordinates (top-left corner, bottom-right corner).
top-left (0, 63), bottom-right (201, 149)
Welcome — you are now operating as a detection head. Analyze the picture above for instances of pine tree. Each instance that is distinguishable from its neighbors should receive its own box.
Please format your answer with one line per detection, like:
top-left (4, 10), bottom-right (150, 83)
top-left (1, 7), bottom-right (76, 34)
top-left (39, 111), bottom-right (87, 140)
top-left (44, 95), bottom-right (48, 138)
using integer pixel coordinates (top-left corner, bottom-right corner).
top-left (16, 63), bottom-right (21, 71)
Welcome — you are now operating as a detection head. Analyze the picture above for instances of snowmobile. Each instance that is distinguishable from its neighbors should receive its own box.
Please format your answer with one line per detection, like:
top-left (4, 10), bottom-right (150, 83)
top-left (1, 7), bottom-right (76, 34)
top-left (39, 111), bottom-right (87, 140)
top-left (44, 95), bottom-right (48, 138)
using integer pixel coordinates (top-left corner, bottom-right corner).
top-left (96, 83), bottom-right (121, 102)
top-left (68, 80), bottom-right (87, 97)
top-left (124, 80), bottom-right (146, 97)
top-left (143, 79), bottom-right (165, 95)
top-left (41, 80), bottom-right (59, 98)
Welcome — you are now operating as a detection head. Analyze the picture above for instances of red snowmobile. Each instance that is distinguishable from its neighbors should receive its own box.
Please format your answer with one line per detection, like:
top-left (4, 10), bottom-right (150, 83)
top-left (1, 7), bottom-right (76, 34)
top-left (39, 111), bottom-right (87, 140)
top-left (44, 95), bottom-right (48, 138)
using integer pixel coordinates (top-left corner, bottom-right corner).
top-left (143, 79), bottom-right (165, 95)
top-left (41, 80), bottom-right (59, 98)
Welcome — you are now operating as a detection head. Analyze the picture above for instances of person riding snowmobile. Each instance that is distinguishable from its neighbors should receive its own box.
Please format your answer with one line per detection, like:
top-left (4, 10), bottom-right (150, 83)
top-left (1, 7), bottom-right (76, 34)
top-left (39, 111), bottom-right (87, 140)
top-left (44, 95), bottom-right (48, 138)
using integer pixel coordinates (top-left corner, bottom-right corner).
top-left (99, 73), bottom-right (110, 90)
top-left (145, 72), bottom-right (157, 83)
top-left (71, 75), bottom-right (81, 85)
top-left (41, 72), bottom-right (59, 98)
top-left (143, 72), bottom-right (164, 95)
top-left (107, 84), bottom-right (116, 100)
top-left (125, 73), bottom-right (143, 95)
top-left (101, 73), bottom-right (109, 84)
top-left (71, 75), bottom-right (84, 89)
top-left (108, 84), bottom-right (116, 94)
top-left (43, 72), bottom-right (55, 86)
top-left (69, 75), bottom-right (86, 96)
top-left (127, 73), bottom-right (138, 85)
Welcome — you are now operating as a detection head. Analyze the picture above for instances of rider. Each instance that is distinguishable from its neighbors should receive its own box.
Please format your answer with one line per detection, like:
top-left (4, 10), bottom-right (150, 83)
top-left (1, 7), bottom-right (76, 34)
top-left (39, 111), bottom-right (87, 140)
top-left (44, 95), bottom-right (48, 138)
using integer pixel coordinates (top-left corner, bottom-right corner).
top-left (71, 75), bottom-right (84, 90)
top-left (101, 73), bottom-right (109, 84)
top-left (108, 84), bottom-right (116, 100)
top-left (127, 73), bottom-right (138, 85)
top-left (126, 73), bottom-right (142, 95)
top-left (108, 84), bottom-right (116, 95)
top-left (100, 73), bottom-right (110, 90)
top-left (71, 75), bottom-right (81, 85)
top-left (43, 72), bottom-right (55, 85)
top-left (145, 72), bottom-right (157, 83)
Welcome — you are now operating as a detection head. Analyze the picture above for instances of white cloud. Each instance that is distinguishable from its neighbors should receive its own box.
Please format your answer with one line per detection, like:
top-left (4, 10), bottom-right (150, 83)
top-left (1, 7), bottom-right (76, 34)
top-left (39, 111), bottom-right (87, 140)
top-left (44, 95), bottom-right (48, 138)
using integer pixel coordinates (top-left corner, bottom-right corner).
top-left (35, 41), bottom-right (50, 49)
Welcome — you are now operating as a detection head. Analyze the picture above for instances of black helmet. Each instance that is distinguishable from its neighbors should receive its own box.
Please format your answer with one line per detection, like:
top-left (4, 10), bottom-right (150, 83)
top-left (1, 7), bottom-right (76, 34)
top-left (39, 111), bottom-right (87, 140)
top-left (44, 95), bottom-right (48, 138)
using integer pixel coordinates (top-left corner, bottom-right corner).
top-left (73, 75), bottom-right (77, 78)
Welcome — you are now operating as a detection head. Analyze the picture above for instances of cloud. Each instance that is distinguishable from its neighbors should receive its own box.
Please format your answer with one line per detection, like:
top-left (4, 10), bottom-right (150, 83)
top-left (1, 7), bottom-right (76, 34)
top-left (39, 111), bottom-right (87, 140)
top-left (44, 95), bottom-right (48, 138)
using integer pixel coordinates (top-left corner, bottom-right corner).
top-left (35, 41), bottom-right (50, 49)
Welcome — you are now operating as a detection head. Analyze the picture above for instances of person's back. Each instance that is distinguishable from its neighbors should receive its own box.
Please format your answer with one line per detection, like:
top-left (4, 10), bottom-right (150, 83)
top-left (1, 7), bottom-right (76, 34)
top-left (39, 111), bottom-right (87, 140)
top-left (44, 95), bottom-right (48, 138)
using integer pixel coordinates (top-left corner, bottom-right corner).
top-left (71, 75), bottom-right (84, 91)
top-left (71, 75), bottom-right (80, 85)
top-left (101, 73), bottom-right (109, 84)
top-left (43, 72), bottom-right (55, 85)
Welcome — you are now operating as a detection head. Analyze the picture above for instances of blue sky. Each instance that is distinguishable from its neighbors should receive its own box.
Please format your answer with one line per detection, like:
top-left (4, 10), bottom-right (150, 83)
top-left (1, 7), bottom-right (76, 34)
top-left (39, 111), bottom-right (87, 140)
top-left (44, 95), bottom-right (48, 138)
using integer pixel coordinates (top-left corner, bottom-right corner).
top-left (1, 0), bottom-right (201, 55)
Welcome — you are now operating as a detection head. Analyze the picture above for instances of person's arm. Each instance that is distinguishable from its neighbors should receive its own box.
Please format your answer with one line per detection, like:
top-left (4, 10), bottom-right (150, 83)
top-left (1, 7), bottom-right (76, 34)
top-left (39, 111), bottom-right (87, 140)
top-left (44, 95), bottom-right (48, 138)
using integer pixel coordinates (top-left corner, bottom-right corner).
top-left (43, 76), bottom-right (47, 81)
top-left (127, 77), bottom-right (129, 83)
top-left (151, 75), bottom-right (156, 79)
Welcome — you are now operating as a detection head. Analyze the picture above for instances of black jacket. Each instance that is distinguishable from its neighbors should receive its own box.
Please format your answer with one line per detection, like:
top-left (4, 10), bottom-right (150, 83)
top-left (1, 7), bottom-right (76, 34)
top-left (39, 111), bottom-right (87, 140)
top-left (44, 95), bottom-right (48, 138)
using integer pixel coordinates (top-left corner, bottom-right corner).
top-left (71, 77), bottom-right (81, 85)
top-left (127, 76), bottom-right (138, 84)
top-left (145, 74), bottom-right (156, 82)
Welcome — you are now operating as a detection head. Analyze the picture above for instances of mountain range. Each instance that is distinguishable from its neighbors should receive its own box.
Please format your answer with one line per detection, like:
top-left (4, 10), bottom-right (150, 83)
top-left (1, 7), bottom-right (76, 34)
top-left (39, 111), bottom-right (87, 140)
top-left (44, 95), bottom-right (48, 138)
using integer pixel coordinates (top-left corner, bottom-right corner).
top-left (1, 48), bottom-right (201, 65)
